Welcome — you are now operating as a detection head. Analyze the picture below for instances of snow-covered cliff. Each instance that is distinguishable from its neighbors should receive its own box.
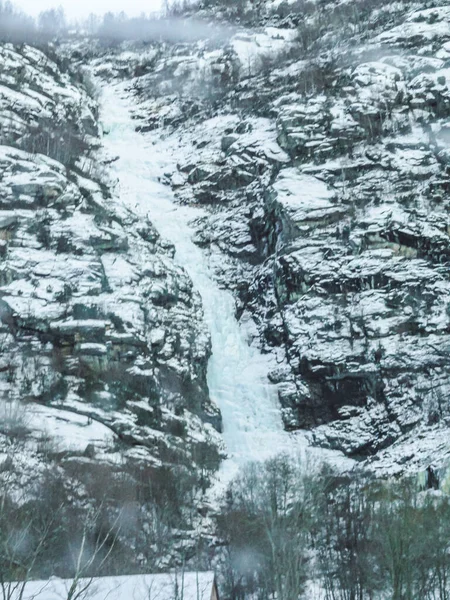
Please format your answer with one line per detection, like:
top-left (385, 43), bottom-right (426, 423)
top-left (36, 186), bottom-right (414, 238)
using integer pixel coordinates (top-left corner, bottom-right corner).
top-left (3, 0), bottom-right (450, 579)
top-left (93, 1), bottom-right (450, 478)
top-left (0, 42), bottom-right (223, 573)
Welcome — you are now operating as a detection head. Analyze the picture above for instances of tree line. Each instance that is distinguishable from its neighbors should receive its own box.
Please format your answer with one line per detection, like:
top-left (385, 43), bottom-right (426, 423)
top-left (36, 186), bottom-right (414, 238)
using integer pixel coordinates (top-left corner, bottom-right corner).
top-left (217, 455), bottom-right (450, 600)
top-left (0, 1), bottom-right (235, 45)
top-left (2, 447), bottom-right (449, 600)
top-left (0, 1), bottom-right (67, 44)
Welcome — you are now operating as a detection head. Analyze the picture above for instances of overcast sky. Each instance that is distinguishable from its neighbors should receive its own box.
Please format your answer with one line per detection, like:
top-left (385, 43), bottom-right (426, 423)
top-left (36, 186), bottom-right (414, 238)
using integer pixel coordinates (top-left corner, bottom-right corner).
top-left (17, 0), bottom-right (163, 20)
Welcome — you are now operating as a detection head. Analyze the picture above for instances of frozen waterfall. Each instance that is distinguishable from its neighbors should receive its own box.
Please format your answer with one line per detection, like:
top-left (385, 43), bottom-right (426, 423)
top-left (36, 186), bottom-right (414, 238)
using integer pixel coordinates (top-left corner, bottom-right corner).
top-left (100, 82), bottom-right (344, 490)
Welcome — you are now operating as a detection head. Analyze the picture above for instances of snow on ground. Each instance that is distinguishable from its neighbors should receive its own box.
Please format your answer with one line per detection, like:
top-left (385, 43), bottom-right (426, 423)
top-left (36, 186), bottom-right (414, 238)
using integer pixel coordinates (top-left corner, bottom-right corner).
top-left (376, 6), bottom-right (450, 45)
top-left (99, 81), bottom-right (353, 494)
top-left (231, 27), bottom-right (298, 77)
top-left (26, 404), bottom-right (114, 451)
top-left (0, 44), bottom-right (97, 140)
top-left (272, 169), bottom-right (336, 216)
top-left (15, 572), bottom-right (215, 600)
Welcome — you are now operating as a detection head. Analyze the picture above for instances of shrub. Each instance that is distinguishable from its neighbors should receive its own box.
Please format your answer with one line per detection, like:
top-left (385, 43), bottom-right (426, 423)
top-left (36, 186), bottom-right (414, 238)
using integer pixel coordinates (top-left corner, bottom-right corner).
top-left (0, 400), bottom-right (30, 439)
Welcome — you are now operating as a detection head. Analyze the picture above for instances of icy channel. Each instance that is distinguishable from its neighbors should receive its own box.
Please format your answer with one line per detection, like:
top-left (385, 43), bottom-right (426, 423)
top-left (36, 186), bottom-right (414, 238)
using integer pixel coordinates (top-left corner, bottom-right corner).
top-left (100, 82), bottom-right (350, 490)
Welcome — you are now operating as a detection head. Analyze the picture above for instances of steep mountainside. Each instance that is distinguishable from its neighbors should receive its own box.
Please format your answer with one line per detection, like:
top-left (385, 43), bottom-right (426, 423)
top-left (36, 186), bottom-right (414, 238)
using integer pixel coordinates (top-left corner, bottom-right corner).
top-left (4, 0), bottom-right (450, 582)
top-left (88, 0), bottom-right (450, 478)
top-left (0, 42), bottom-right (222, 574)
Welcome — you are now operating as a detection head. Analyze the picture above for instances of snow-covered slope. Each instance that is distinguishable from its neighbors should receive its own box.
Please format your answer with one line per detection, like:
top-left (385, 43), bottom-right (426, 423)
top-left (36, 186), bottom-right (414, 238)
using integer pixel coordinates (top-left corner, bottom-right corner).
top-left (92, 0), bottom-right (450, 479)
top-left (4, 0), bottom-right (450, 578)
top-left (0, 42), bottom-right (224, 573)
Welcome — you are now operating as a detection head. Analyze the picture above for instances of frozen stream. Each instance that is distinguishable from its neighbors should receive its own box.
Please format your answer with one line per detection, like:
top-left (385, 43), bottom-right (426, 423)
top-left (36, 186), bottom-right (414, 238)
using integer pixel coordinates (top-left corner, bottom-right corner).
top-left (101, 83), bottom-right (345, 488)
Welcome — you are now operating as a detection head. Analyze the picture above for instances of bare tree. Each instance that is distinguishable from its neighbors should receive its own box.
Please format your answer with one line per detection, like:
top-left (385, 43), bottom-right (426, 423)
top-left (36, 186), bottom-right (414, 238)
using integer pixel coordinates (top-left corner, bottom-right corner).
top-left (0, 489), bottom-right (60, 600)
top-left (218, 454), bottom-right (318, 600)
top-left (0, 471), bottom-right (120, 600)
top-left (64, 507), bottom-right (121, 600)
top-left (0, 1), bottom-right (36, 44)
top-left (37, 7), bottom-right (66, 35)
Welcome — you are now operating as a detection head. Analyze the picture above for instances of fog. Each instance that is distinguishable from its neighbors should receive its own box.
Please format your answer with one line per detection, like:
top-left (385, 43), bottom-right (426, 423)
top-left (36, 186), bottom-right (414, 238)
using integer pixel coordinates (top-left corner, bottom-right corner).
top-left (97, 15), bottom-right (235, 43)
top-left (0, 0), bottom-right (235, 45)
top-left (17, 0), bottom-right (163, 20)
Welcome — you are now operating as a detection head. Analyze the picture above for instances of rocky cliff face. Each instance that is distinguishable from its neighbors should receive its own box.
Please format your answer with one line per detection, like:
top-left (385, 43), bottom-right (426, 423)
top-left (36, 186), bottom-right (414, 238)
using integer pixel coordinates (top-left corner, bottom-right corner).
top-left (110, 0), bottom-right (450, 475)
top-left (4, 0), bottom-right (450, 574)
top-left (0, 42), bottom-right (222, 573)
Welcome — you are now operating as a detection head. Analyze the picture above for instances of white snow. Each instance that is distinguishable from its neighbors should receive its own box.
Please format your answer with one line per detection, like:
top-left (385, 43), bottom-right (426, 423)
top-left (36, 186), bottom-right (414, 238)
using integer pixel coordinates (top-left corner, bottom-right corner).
top-left (232, 27), bottom-right (297, 77)
top-left (100, 81), bottom-right (352, 492)
top-left (376, 6), bottom-right (450, 45)
top-left (14, 571), bottom-right (215, 600)
top-left (272, 169), bottom-right (338, 223)
top-left (28, 404), bottom-right (114, 451)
